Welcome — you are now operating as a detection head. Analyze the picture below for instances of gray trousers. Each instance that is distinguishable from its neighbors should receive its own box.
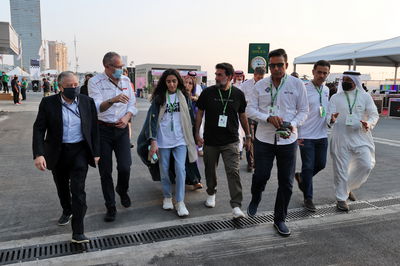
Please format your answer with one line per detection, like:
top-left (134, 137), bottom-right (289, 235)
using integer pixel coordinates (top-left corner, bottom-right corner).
top-left (203, 141), bottom-right (242, 208)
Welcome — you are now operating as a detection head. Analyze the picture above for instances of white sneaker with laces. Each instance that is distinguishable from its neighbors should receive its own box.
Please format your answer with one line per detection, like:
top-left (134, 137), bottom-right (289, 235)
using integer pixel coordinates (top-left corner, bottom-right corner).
top-left (176, 201), bottom-right (189, 217)
top-left (205, 194), bottom-right (216, 208)
top-left (163, 198), bottom-right (174, 210)
top-left (232, 207), bottom-right (245, 218)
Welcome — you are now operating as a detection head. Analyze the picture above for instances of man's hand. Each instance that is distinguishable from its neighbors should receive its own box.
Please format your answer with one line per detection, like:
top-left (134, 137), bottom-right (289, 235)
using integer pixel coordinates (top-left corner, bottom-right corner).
top-left (149, 140), bottom-right (158, 158)
top-left (94, 157), bottom-right (100, 165)
top-left (297, 139), bottom-right (304, 146)
top-left (115, 114), bottom-right (130, 128)
top-left (34, 156), bottom-right (47, 171)
top-left (244, 137), bottom-right (251, 151)
top-left (330, 113), bottom-right (339, 124)
top-left (195, 134), bottom-right (204, 147)
top-left (112, 93), bottom-right (130, 104)
top-left (360, 120), bottom-right (370, 131)
top-left (267, 116), bottom-right (283, 129)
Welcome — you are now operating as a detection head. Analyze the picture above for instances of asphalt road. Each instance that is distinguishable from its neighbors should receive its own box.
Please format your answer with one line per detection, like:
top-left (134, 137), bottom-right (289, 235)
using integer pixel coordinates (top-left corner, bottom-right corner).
top-left (0, 92), bottom-right (400, 265)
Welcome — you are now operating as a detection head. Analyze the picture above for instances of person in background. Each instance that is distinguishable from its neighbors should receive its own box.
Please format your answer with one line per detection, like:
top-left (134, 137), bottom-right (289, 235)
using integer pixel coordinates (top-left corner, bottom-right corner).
top-left (80, 73), bottom-right (94, 96)
top-left (123, 68), bottom-right (135, 149)
top-left (21, 77), bottom-right (28, 100)
top-left (232, 70), bottom-right (246, 160)
top-left (291, 72), bottom-right (300, 78)
top-left (2, 72), bottom-right (10, 93)
top-left (11, 75), bottom-right (20, 105)
top-left (239, 66), bottom-right (266, 172)
top-left (53, 79), bottom-right (59, 94)
top-left (42, 78), bottom-right (51, 97)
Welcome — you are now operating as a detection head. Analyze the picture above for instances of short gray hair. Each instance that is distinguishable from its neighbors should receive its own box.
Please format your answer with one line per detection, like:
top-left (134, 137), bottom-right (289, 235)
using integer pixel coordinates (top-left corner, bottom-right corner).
top-left (57, 71), bottom-right (76, 84)
top-left (103, 52), bottom-right (120, 66)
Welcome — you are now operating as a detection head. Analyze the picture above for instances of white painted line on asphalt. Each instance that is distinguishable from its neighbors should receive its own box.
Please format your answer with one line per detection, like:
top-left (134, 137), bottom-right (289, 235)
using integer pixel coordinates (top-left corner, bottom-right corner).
top-left (373, 137), bottom-right (400, 144)
top-left (0, 115), bottom-right (9, 122)
top-left (373, 139), bottom-right (400, 147)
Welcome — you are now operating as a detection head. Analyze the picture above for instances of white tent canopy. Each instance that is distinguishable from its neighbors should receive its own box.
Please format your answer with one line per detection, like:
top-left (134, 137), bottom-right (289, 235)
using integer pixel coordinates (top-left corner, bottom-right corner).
top-left (6, 66), bottom-right (30, 77)
top-left (293, 36), bottom-right (400, 84)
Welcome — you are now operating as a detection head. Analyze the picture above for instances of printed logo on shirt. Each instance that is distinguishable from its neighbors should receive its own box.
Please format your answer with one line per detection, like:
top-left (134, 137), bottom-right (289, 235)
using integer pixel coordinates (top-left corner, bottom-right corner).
top-left (265, 87), bottom-right (271, 93)
top-left (214, 98), bottom-right (234, 102)
top-left (284, 91), bottom-right (294, 95)
top-left (166, 102), bottom-right (180, 113)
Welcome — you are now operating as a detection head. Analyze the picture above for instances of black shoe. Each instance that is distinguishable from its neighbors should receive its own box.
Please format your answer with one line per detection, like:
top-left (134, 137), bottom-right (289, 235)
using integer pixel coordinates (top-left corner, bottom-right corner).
top-left (58, 213), bottom-right (72, 226)
top-left (104, 207), bottom-right (117, 222)
top-left (304, 198), bottom-right (316, 212)
top-left (247, 165), bottom-right (253, 173)
top-left (71, 234), bottom-right (90, 244)
top-left (274, 221), bottom-right (291, 236)
top-left (294, 172), bottom-right (304, 193)
top-left (116, 188), bottom-right (131, 208)
top-left (247, 193), bottom-right (262, 216)
top-left (336, 201), bottom-right (349, 212)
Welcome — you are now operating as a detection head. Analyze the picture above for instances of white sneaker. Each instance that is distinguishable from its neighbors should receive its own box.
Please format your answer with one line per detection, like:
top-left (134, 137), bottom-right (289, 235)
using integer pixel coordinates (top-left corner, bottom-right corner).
top-left (205, 194), bottom-right (216, 208)
top-left (232, 207), bottom-right (246, 218)
top-left (176, 201), bottom-right (189, 217)
top-left (163, 198), bottom-right (174, 210)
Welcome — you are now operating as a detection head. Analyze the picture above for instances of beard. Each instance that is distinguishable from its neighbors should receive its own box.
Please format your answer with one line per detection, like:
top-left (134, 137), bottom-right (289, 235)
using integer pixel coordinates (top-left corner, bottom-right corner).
top-left (215, 80), bottom-right (227, 89)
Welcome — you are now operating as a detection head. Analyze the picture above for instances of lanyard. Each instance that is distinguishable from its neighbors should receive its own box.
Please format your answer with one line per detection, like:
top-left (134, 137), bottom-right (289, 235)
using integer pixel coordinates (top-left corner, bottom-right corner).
top-left (62, 102), bottom-right (80, 118)
top-left (166, 91), bottom-right (177, 131)
top-left (312, 81), bottom-right (323, 106)
top-left (217, 87), bottom-right (232, 115)
top-left (108, 78), bottom-right (123, 91)
top-left (344, 90), bottom-right (358, 115)
top-left (269, 74), bottom-right (287, 107)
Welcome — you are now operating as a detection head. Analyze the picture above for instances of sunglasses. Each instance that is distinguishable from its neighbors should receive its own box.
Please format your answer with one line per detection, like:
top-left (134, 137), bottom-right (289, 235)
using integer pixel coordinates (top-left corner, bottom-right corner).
top-left (269, 63), bottom-right (285, 69)
top-left (188, 71), bottom-right (197, 77)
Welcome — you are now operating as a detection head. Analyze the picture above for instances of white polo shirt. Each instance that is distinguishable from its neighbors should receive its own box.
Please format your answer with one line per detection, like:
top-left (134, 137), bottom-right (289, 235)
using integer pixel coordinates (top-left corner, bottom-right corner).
top-left (246, 74), bottom-right (309, 145)
top-left (88, 73), bottom-right (138, 123)
top-left (298, 81), bottom-right (330, 139)
top-left (240, 78), bottom-right (256, 101)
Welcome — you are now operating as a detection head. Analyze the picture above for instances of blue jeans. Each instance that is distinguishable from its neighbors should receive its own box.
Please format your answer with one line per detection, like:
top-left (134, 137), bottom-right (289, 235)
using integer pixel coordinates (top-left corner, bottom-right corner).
top-left (159, 145), bottom-right (187, 202)
top-left (299, 138), bottom-right (328, 199)
top-left (252, 139), bottom-right (297, 223)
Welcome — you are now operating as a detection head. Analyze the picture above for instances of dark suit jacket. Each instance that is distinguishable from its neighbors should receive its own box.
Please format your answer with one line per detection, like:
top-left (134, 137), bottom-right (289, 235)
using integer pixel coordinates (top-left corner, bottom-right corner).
top-left (32, 93), bottom-right (100, 170)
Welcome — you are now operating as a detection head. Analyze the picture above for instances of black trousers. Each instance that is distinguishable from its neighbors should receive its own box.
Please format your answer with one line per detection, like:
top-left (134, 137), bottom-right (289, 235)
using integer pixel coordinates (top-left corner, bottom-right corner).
top-left (2, 82), bottom-right (8, 93)
top-left (251, 139), bottom-right (297, 223)
top-left (21, 88), bottom-right (26, 100)
top-left (52, 141), bottom-right (89, 235)
top-left (98, 125), bottom-right (132, 208)
top-left (12, 89), bottom-right (19, 104)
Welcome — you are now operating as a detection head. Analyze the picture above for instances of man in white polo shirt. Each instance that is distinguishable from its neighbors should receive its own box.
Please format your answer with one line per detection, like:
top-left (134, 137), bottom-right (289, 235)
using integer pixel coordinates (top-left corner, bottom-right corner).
top-left (89, 52), bottom-right (138, 222)
top-left (295, 60), bottom-right (331, 212)
top-left (246, 49), bottom-right (308, 236)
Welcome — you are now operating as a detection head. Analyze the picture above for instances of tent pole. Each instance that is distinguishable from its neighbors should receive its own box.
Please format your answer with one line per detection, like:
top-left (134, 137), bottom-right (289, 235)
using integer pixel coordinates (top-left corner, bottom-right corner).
top-left (293, 64), bottom-right (297, 73)
top-left (394, 65), bottom-right (398, 85)
top-left (352, 59), bottom-right (356, 70)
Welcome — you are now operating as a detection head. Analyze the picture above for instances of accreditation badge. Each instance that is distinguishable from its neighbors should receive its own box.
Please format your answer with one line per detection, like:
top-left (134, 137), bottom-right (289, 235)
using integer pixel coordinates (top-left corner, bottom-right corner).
top-left (268, 106), bottom-right (278, 116)
top-left (319, 106), bottom-right (326, 118)
top-left (218, 115), bottom-right (228, 128)
top-left (345, 114), bottom-right (355, 126)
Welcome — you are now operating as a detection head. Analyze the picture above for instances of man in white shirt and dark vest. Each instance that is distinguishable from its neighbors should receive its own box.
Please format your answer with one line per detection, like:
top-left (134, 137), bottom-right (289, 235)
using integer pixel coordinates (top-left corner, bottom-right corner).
top-left (295, 60), bottom-right (331, 212)
top-left (246, 49), bottom-right (309, 236)
top-left (89, 52), bottom-right (138, 222)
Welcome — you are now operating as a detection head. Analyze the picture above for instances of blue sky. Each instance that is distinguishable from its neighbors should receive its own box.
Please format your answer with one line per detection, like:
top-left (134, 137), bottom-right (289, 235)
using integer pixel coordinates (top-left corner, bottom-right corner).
top-left (1, 0), bottom-right (400, 79)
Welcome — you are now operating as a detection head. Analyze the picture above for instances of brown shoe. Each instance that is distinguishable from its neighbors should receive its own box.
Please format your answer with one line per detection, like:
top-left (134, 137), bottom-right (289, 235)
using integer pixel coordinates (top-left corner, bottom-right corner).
top-left (348, 191), bottom-right (356, 201)
top-left (294, 172), bottom-right (304, 192)
top-left (336, 200), bottom-right (349, 211)
top-left (193, 183), bottom-right (203, 190)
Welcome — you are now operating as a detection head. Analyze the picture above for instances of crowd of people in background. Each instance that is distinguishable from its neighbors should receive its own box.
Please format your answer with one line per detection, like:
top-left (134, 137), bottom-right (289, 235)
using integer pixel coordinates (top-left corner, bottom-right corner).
top-left (31, 49), bottom-right (379, 243)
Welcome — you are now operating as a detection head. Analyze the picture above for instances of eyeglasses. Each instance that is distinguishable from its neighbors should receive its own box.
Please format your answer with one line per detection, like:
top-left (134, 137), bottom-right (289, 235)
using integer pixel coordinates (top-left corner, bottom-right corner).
top-left (269, 63), bottom-right (285, 69)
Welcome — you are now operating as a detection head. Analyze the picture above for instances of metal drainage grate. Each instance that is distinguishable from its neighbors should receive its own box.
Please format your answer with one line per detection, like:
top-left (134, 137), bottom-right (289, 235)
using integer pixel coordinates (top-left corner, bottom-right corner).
top-left (1, 196), bottom-right (400, 265)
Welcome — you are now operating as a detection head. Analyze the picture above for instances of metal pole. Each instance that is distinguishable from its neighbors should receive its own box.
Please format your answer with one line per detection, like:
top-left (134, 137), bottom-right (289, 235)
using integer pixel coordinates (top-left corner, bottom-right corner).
top-left (352, 58), bottom-right (356, 70)
top-left (293, 64), bottom-right (296, 73)
top-left (394, 65), bottom-right (398, 85)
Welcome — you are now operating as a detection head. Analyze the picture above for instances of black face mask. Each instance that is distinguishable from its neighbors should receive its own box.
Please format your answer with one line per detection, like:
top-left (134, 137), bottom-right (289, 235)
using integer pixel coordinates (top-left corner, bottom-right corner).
top-left (63, 87), bottom-right (79, 100)
top-left (342, 82), bottom-right (354, 91)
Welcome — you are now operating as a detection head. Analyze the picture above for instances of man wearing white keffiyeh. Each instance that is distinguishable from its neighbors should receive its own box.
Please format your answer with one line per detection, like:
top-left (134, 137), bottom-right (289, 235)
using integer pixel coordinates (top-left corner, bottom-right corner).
top-left (327, 71), bottom-right (379, 211)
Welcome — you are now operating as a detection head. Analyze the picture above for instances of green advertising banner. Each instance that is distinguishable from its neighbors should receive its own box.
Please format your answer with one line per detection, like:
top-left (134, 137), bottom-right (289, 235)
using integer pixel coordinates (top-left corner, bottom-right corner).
top-left (248, 43), bottom-right (269, 74)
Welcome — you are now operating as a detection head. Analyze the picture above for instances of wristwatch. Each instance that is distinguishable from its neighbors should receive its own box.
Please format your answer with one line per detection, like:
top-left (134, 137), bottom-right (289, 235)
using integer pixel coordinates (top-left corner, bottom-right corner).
top-left (107, 99), bottom-right (114, 105)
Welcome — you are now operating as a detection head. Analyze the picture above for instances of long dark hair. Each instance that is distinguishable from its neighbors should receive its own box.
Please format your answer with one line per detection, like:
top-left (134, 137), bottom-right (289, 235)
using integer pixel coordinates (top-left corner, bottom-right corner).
top-left (151, 69), bottom-right (188, 105)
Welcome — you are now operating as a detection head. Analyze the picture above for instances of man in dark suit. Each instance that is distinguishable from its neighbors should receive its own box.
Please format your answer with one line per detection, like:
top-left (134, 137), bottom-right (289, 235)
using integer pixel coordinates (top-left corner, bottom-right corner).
top-left (32, 71), bottom-right (100, 243)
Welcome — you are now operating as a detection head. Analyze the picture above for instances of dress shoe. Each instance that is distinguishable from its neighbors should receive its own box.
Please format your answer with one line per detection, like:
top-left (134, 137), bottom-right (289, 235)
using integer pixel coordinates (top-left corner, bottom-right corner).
top-left (337, 200), bottom-right (349, 211)
top-left (274, 221), bottom-right (291, 236)
top-left (58, 213), bottom-right (72, 226)
top-left (247, 193), bottom-right (262, 216)
top-left (348, 191), bottom-right (356, 201)
top-left (104, 207), bottom-right (117, 222)
top-left (304, 198), bottom-right (316, 212)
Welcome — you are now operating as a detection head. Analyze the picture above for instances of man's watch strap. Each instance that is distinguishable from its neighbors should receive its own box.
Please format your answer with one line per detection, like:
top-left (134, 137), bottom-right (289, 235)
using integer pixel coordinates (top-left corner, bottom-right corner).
top-left (107, 99), bottom-right (114, 105)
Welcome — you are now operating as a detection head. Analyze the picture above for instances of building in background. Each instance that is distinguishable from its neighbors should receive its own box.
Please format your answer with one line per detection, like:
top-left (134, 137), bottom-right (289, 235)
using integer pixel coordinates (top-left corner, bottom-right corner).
top-left (48, 41), bottom-right (68, 72)
top-left (10, 0), bottom-right (43, 71)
